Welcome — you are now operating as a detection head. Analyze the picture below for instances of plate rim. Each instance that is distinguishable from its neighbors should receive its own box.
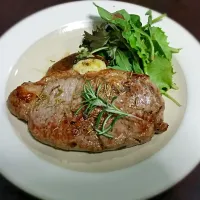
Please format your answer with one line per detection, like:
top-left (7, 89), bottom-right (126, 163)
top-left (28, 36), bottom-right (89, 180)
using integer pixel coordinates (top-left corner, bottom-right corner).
top-left (0, 1), bottom-right (200, 200)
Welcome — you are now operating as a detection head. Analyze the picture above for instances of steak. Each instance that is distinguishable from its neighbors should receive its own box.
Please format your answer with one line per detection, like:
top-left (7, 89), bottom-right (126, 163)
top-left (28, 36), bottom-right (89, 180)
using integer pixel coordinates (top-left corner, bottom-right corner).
top-left (7, 69), bottom-right (168, 152)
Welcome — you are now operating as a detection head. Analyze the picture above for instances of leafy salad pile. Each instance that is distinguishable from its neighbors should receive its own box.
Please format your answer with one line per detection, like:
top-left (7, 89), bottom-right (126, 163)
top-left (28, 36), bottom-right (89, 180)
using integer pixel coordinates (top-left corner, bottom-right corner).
top-left (77, 3), bottom-right (181, 106)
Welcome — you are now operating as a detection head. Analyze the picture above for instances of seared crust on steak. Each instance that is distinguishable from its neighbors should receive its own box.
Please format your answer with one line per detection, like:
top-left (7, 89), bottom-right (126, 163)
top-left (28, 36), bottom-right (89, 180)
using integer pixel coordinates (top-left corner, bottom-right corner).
top-left (7, 69), bottom-right (168, 152)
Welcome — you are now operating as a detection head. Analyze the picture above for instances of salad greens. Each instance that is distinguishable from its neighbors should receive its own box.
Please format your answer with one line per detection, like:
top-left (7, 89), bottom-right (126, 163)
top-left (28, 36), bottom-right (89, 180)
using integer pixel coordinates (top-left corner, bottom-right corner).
top-left (78, 3), bottom-right (181, 106)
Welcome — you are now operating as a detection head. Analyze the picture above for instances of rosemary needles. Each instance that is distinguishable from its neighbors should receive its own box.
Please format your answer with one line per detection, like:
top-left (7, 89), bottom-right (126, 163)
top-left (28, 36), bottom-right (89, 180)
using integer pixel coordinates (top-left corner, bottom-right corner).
top-left (75, 81), bottom-right (141, 138)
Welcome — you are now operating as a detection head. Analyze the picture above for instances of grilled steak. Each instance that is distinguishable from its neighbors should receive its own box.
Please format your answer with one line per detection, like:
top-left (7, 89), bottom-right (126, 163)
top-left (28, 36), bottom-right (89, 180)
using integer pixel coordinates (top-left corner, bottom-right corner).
top-left (7, 69), bottom-right (168, 152)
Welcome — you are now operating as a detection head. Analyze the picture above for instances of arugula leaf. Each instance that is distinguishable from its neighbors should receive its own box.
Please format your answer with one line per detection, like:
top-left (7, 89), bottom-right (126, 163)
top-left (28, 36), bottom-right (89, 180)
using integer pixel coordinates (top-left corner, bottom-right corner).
top-left (145, 10), bottom-right (153, 37)
top-left (93, 3), bottom-right (113, 21)
top-left (109, 65), bottom-right (125, 71)
top-left (143, 13), bottom-right (167, 29)
top-left (122, 26), bottom-right (154, 62)
top-left (132, 61), bottom-right (144, 74)
top-left (115, 49), bottom-right (132, 71)
top-left (81, 24), bottom-right (110, 50)
top-left (145, 56), bottom-right (173, 91)
top-left (135, 26), bottom-right (155, 61)
top-left (106, 46), bottom-right (117, 65)
top-left (114, 9), bottom-right (130, 21)
top-left (94, 3), bottom-right (130, 29)
top-left (124, 31), bottom-right (150, 66)
top-left (151, 27), bottom-right (180, 60)
top-left (151, 27), bottom-right (172, 60)
top-left (130, 14), bottom-right (142, 28)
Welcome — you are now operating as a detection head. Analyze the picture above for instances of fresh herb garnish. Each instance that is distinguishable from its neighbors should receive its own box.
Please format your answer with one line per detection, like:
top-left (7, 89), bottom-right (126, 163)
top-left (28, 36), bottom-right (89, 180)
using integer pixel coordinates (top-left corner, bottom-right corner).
top-left (75, 81), bottom-right (142, 138)
top-left (78, 3), bottom-right (181, 106)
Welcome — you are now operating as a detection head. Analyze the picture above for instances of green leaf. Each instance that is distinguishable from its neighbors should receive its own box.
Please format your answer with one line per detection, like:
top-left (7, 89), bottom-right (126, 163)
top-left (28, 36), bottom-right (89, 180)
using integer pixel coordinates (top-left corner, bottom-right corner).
top-left (145, 10), bottom-right (152, 37)
top-left (109, 65), bottom-right (124, 71)
top-left (82, 27), bottom-right (110, 50)
top-left (106, 46), bottom-right (118, 64)
top-left (115, 49), bottom-right (132, 71)
top-left (132, 61), bottom-right (144, 74)
top-left (125, 25), bottom-right (154, 61)
top-left (143, 13), bottom-right (167, 29)
top-left (132, 31), bottom-right (149, 63)
top-left (114, 9), bottom-right (130, 21)
top-left (151, 27), bottom-right (172, 60)
top-left (122, 28), bottom-right (151, 65)
top-left (94, 3), bottom-right (130, 29)
top-left (146, 56), bottom-right (173, 91)
top-left (93, 3), bottom-right (113, 21)
top-left (130, 14), bottom-right (142, 28)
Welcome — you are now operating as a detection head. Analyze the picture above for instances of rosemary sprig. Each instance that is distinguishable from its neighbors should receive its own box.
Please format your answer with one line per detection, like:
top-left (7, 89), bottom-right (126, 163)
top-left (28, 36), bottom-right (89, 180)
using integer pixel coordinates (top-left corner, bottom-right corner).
top-left (75, 81), bottom-right (142, 138)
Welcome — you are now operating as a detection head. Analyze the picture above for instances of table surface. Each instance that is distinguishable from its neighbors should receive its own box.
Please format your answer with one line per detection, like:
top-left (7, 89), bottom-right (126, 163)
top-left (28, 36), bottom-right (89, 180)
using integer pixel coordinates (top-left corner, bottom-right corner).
top-left (0, 0), bottom-right (200, 200)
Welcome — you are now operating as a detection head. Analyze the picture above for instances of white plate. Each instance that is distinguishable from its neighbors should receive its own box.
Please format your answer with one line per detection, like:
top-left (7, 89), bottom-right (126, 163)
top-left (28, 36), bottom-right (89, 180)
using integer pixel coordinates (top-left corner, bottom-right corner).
top-left (0, 1), bottom-right (200, 200)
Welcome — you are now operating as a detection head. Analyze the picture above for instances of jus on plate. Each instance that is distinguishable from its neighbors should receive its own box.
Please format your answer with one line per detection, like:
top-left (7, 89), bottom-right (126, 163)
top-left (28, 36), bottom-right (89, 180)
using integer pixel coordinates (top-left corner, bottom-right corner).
top-left (1, 1), bottom-right (200, 200)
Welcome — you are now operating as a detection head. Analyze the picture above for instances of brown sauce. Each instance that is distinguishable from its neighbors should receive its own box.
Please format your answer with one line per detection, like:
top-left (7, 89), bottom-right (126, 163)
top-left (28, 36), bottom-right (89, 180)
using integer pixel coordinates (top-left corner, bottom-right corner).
top-left (46, 53), bottom-right (108, 75)
top-left (47, 53), bottom-right (77, 75)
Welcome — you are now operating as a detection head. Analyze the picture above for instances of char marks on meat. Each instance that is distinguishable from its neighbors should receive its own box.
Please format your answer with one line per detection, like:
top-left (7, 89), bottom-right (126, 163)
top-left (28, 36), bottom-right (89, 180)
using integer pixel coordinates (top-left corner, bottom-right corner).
top-left (7, 69), bottom-right (168, 152)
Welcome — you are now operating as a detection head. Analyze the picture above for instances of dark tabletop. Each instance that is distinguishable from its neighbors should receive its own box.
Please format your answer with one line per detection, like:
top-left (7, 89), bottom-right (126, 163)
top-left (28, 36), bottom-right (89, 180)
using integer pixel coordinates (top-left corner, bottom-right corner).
top-left (0, 0), bottom-right (200, 200)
